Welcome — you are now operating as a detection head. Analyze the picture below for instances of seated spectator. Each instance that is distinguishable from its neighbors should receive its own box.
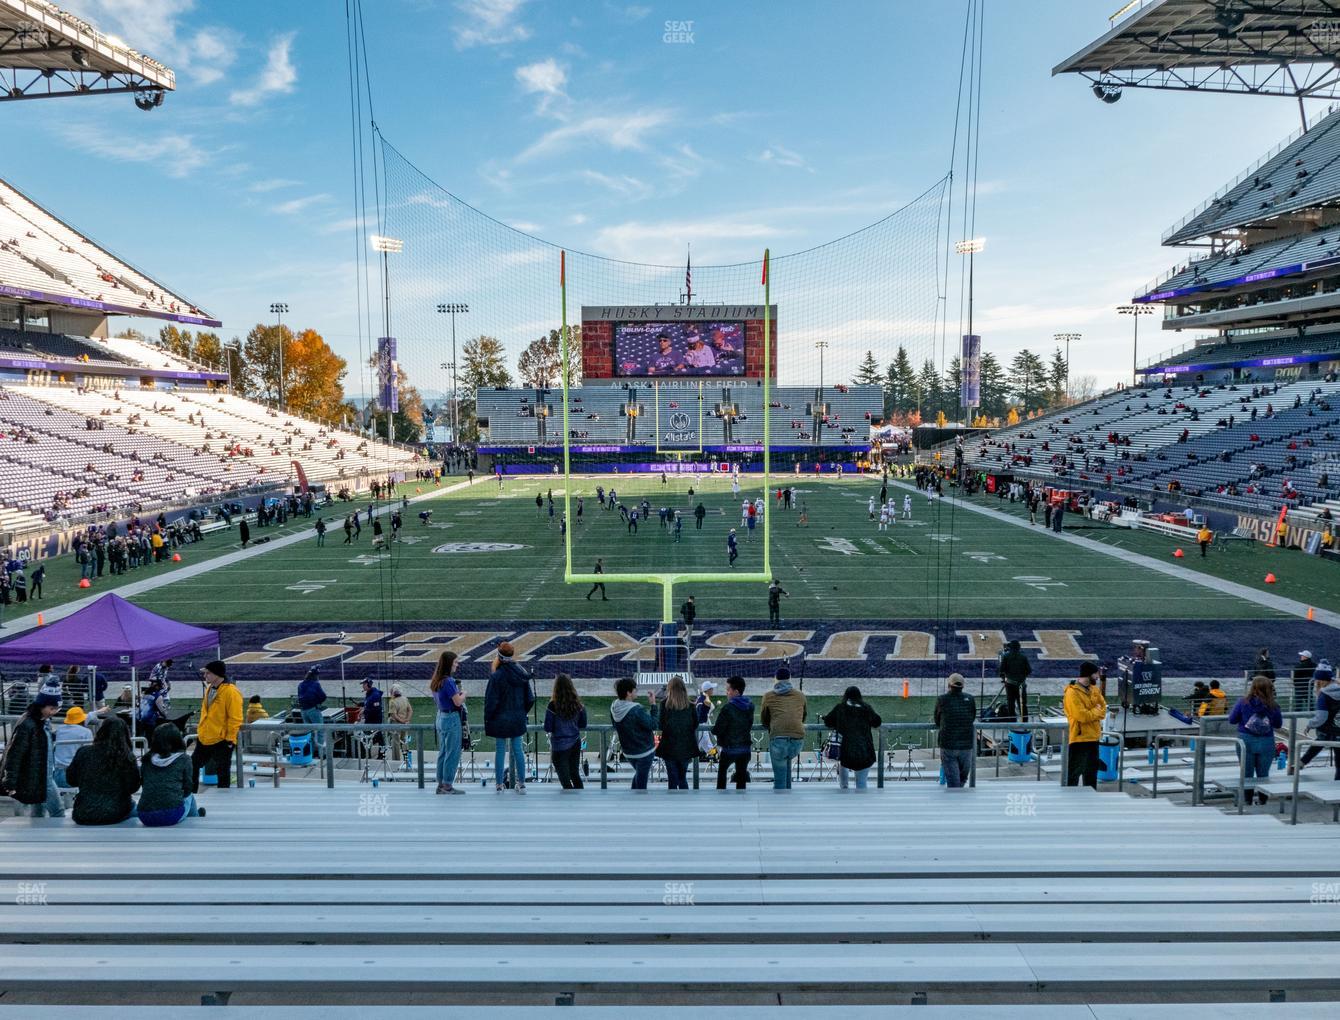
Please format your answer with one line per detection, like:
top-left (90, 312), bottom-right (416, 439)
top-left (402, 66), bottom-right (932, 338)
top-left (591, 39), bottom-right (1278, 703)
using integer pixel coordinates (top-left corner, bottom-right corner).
top-left (245, 695), bottom-right (269, 724)
top-left (137, 724), bottom-right (203, 826)
top-left (52, 706), bottom-right (93, 788)
top-left (66, 717), bottom-right (140, 825)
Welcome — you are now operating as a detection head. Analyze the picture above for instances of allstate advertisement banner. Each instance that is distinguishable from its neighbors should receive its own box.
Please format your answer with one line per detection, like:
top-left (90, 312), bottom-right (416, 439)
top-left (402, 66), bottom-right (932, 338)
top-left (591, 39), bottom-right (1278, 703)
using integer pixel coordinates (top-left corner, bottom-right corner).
top-left (961, 334), bottom-right (981, 409)
top-left (376, 337), bottom-right (398, 414)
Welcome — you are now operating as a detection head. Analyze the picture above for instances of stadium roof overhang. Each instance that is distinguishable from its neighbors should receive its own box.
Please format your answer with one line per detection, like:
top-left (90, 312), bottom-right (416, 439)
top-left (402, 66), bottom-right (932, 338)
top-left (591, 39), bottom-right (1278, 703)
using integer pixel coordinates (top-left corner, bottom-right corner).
top-left (0, 0), bottom-right (174, 105)
top-left (1053, 0), bottom-right (1340, 101)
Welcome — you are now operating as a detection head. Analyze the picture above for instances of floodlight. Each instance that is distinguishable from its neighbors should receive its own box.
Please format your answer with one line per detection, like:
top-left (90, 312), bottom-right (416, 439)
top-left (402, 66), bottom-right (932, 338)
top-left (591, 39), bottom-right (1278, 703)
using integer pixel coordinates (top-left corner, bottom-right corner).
top-left (370, 235), bottom-right (404, 253)
top-left (954, 238), bottom-right (985, 255)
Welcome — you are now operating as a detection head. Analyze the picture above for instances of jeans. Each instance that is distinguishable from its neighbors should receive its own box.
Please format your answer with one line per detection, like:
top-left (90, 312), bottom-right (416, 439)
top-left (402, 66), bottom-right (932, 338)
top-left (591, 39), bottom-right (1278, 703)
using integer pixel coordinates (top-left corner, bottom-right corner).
top-left (769, 736), bottom-right (803, 789)
top-left (137, 793), bottom-right (199, 826)
top-left (52, 766), bottom-right (69, 789)
top-left (301, 707), bottom-right (327, 756)
top-left (24, 776), bottom-right (65, 818)
top-left (1241, 732), bottom-right (1275, 780)
top-left (838, 766), bottom-right (870, 790)
top-left (436, 712), bottom-right (462, 788)
top-left (494, 734), bottom-right (526, 788)
top-left (552, 745), bottom-right (583, 789)
top-left (629, 753), bottom-right (653, 790)
top-left (664, 758), bottom-right (690, 790)
top-left (716, 751), bottom-right (750, 789)
top-left (941, 748), bottom-right (974, 789)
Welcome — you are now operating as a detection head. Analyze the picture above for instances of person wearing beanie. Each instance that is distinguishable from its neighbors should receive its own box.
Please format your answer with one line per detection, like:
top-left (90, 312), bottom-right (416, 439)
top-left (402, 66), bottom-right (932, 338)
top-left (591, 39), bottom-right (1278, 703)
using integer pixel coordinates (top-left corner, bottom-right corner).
top-left (934, 674), bottom-right (977, 789)
top-left (484, 641), bottom-right (534, 794)
top-left (823, 685), bottom-right (882, 790)
top-left (1252, 647), bottom-right (1275, 682)
top-left (998, 640), bottom-right (1032, 722)
top-left (1298, 662), bottom-right (1340, 779)
top-left (52, 705), bottom-right (94, 788)
top-left (0, 678), bottom-right (65, 816)
top-left (192, 660), bottom-right (242, 790)
top-left (1064, 662), bottom-right (1108, 788)
top-left (297, 666), bottom-right (329, 757)
top-left (761, 667), bottom-right (807, 790)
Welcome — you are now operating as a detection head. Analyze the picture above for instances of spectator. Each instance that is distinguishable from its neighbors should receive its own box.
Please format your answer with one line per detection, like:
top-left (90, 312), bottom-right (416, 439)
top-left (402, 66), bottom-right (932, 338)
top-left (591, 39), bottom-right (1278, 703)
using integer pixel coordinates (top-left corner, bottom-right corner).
top-left (1197, 680), bottom-right (1228, 717)
top-left (137, 723), bottom-right (203, 826)
top-left (997, 640), bottom-right (1032, 721)
top-left (1229, 675), bottom-right (1284, 805)
top-left (543, 673), bottom-right (586, 791)
top-left (822, 685), bottom-right (882, 790)
top-left (1253, 647), bottom-right (1276, 681)
top-left (245, 694), bottom-right (270, 725)
top-left (761, 667), bottom-right (807, 789)
top-left (1292, 651), bottom-right (1318, 709)
top-left (610, 677), bottom-right (659, 791)
top-left (386, 685), bottom-right (413, 761)
top-left (1197, 524), bottom-right (1212, 558)
top-left (1298, 662), bottom-right (1340, 779)
top-left (297, 667), bottom-right (329, 758)
top-left (0, 678), bottom-right (65, 817)
top-left (484, 642), bottom-right (534, 794)
top-left (695, 680), bottom-right (718, 758)
top-left (934, 674), bottom-right (977, 788)
top-left (712, 677), bottom-right (755, 790)
top-left (1064, 662), bottom-right (1107, 788)
top-left (430, 651), bottom-right (466, 795)
top-left (52, 705), bottom-right (93, 788)
top-left (66, 717), bottom-right (140, 825)
top-left (192, 660), bottom-right (242, 790)
top-left (655, 675), bottom-right (698, 790)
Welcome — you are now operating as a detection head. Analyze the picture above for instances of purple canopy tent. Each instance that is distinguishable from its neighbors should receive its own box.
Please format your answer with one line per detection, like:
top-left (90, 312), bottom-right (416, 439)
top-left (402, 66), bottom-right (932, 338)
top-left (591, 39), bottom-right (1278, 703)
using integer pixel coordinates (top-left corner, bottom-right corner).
top-left (0, 594), bottom-right (220, 737)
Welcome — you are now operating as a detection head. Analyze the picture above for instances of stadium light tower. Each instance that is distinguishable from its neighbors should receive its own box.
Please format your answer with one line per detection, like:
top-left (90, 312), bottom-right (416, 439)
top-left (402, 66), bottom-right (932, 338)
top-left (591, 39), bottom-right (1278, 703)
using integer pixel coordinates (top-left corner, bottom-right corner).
top-left (371, 236), bottom-right (404, 445)
top-left (1116, 304), bottom-right (1155, 387)
top-left (270, 302), bottom-right (289, 410)
top-left (437, 302), bottom-right (469, 442)
top-left (956, 238), bottom-right (985, 425)
top-left (1053, 333), bottom-right (1081, 401)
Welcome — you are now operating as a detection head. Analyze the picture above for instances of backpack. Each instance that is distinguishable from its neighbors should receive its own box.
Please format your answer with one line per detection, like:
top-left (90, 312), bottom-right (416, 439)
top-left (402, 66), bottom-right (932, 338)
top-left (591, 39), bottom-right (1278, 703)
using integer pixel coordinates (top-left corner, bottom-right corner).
top-left (1242, 706), bottom-right (1275, 737)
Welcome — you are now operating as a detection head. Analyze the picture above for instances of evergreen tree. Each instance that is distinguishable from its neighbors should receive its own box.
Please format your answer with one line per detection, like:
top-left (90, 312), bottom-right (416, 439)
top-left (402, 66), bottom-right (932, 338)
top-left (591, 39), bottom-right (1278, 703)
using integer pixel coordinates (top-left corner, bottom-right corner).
top-left (916, 359), bottom-right (943, 419)
top-left (979, 351), bottom-right (1008, 420)
top-left (883, 346), bottom-right (916, 418)
top-left (1047, 347), bottom-right (1069, 407)
top-left (942, 355), bottom-right (962, 419)
top-left (1007, 349), bottom-right (1048, 411)
top-left (853, 349), bottom-right (882, 386)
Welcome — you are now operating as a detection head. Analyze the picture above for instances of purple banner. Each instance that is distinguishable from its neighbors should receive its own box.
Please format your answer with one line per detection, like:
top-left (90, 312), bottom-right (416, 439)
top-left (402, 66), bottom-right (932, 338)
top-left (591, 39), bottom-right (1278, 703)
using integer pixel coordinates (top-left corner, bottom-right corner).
top-left (1140, 350), bottom-right (1340, 376)
top-left (376, 337), bottom-right (398, 414)
top-left (0, 284), bottom-right (221, 327)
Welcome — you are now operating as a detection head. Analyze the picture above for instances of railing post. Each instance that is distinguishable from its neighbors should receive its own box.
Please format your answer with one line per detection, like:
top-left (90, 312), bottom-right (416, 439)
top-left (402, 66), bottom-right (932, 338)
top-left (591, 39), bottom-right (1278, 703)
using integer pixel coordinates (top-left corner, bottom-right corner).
top-left (326, 726), bottom-right (335, 789)
top-left (417, 726), bottom-right (426, 790)
top-left (692, 736), bottom-right (700, 790)
top-left (271, 738), bottom-right (280, 789)
top-left (1192, 736), bottom-right (1207, 806)
top-left (1290, 737), bottom-right (1304, 826)
top-left (876, 726), bottom-right (885, 789)
top-left (1235, 736), bottom-right (1246, 815)
top-left (1152, 735), bottom-right (1162, 798)
top-left (599, 729), bottom-right (608, 790)
top-left (234, 737), bottom-right (245, 789)
top-left (1059, 735), bottom-right (1069, 788)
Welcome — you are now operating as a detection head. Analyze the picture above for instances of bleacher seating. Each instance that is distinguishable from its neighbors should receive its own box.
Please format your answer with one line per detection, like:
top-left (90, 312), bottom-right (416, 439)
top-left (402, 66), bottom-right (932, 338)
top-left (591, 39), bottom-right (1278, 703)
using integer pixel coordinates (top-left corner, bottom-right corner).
top-left (1152, 330), bottom-right (1340, 370)
top-left (1143, 230), bottom-right (1340, 302)
top-left (2, 783), bottom-right (1339, 1009)
top-left (0, 325), bottom-right (136, 368)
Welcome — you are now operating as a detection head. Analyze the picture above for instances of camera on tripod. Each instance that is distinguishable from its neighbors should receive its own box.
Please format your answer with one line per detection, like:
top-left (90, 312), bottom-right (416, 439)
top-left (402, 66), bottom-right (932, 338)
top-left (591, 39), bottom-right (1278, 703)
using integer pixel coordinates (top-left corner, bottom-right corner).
top-left (1117, 639), bottom-right (1162, 716)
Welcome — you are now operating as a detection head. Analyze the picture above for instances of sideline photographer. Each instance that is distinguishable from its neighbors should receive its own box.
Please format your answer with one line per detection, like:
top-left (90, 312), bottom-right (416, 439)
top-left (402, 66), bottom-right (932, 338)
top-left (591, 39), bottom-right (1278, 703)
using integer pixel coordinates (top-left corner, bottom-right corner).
top-left (998, 640), bottom-right (1032, 721)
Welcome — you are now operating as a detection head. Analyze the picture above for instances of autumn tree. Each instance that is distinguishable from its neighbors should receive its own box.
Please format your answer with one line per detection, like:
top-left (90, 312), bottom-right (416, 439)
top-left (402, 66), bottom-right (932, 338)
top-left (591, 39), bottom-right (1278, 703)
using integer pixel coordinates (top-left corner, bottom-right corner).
top-left (281, 328), bottom-right (348, 422)
top-left (518, 327), bottom-right (582, 389)
top-left (241, 323), bottom-right (293, 404)
top-left (457, 335), bottom-right (513, 442)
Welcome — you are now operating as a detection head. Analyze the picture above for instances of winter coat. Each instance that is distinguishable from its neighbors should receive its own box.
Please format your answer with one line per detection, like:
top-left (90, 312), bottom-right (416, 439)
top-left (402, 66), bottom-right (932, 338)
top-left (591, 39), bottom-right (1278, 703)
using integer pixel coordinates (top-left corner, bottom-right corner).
top-left (67, 743), bottom-right (141, 825)
top-left (296, 675), bottom-right (328, 710)
top-left (1197, 688), bottom-right (1228, 717)
top-left (998, 648), bottom-right (1032, 686)
top-left (822, 700), bottom-right (883, 770)
top-left (656, 704), bottom-right (699, 762)
top-left (610, 698), bottom-right (658, 759)
top-left (137, 751), bottom-right (194, 817)
top-left (1309, 682), bottom-right (1340, 737)
top-left (197, 681), bottom-right (243, 746)
top-left (712, 696), bottom-right (755, 754)
top-left (544, 704), bottom-right (587, 752)
top-left (484, 661), bottom-right (535, 738)
top-left (760, 682), bottom-right (807, 738)
top-left (1063, 682), bottom-right (1107, 744)
top-left (1, 713), bottom-right (51, 805)
top-left (933, 690), bottom-right (977, 751)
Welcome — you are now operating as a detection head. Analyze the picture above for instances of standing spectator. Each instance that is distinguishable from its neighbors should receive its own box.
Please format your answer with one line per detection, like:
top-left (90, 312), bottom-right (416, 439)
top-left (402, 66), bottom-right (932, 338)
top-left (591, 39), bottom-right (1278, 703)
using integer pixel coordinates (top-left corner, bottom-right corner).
top-left (585, 558), bottom-right (607, 601)
top-left (1063, 662), bottom-right (1107, 788)
top-left (297, 667), bottom-right (328, 758)
top-left (543, 673), bottom-right (586, 791)
top-left (29, 562), bottom-right (44, 600)
top-left (767, 579), bottom-right (789, 626)
top-left (52, 705), bottom-right (93, 788)
top-left (430, 651), bottom-right (466, 795)
top-left (1298, 662), bottom-right (1340, 779)
top-left (191, 660), bottom-right (242, 790)
top-left (315, 518), bottom-right (327, 546)
top-left (137, 724), bottom-right (203, 826)
top-left (610, 677), bottom-right (658, 791)
top-left (1197, 524), bottom-right (1212, 557)
top-left (1229, 675), bottom-right (1284, 804)
top-left (238, 517), bottom-right (250, 548)
top-left (933, 674), bottom-right (977, 789)
top-left (484, 642), bottom-right (534, 794)
top-left (386, 685), bottom-right (413, 762)
top-left (712, 676), bottom-right (754, 789)
top-left (1, 678), bottom-right (64, 817)
top-left (1292, 651), bottom-right (1318, 710)
top-left (823, 685), bottom-right (882, 790)
top-left (998, 640), bottom-right (1032, 721)
top-left (760, 667), bottom-right (807, 790)
top-left (1253, 647), bottom-right (1276, 681)
top-left (66, 717), bottom-right (140, 826)
top-left (656, 675), bottom-right (698, 790)
top-left (680, 595), bottom-right (696, 629)
top-left (695, 680), bottom-right (718, 758)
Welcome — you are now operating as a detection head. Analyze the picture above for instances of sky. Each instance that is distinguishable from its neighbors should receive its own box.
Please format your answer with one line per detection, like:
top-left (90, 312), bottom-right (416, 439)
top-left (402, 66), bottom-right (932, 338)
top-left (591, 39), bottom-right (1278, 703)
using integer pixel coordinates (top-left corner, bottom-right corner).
top-left (0, 0), bottom-right (1322, 397)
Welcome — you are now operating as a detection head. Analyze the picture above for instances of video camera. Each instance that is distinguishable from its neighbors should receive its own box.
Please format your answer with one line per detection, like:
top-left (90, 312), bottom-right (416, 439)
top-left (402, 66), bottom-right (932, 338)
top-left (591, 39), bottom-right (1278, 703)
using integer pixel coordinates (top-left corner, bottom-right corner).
top-left (1117, 639), bottom-right (1162, 715)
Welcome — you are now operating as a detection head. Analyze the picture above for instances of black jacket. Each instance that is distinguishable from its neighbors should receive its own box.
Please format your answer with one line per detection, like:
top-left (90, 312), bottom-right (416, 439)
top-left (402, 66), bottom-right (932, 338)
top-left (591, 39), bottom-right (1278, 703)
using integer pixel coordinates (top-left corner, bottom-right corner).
top-left (712, 696), bottom-right (755, 754)
top-left (999, 649), bottom-right (1032, 685)
top-left (1253, 655), bottom-right (1276, 680)
top-left (1, 713), bottom-right (50, 805)
top-left (934, 690), bottom-right (978, 751)
top-left (484, 661), bottom-right (535, 738)
top-left (656, 704), bottom-right (698, 761)
top-left (822, 701), bottom-right (882, 771)
top-left (67, 743), bottom-right (141, 825)
top-left (680, 601), bottom-right (696, 625)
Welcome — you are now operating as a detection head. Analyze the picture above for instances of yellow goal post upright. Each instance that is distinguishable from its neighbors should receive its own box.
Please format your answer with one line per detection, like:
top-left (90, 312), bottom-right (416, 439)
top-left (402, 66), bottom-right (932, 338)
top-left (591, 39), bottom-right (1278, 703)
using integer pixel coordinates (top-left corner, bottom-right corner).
top-left (559, 248), bottom-right (773, 624)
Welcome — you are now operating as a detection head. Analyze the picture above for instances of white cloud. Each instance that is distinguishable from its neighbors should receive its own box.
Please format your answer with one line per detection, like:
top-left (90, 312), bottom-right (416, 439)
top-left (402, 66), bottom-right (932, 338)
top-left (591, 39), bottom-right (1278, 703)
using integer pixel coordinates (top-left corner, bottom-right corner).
top-left (505, 220), bottom-right (541, 233)
top-left (759, 145), bottom-right (814, 172)
top-left (248, 178), bottom-right (301, 193)
top-left (56, 124), bottom-right (212, 178)
top-left (592, 217), bottom-right (783, 263)
top-left (579, 170), bottom-right (651, 198)
top-left (517, 110), bottom-right (671, 161)
top-left (515, 58), bottom-right (567, 115)
top-left (567, 213), bottom-right (588, 226)
top-left (230, 33), bottom-right (298, 108)
top-left (454, 0), bottom-right (531, 48)
top-left (272, 194), bottom-right (331, 216)
top-left (60, 1), bottom-right (237, 86)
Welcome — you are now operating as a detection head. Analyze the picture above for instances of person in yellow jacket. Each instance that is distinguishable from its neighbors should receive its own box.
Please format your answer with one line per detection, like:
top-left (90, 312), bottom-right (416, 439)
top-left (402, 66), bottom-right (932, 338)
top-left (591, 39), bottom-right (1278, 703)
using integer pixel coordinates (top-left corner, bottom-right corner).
top-left (192, 660), bottom-right (242, 790)
top-left (245, 695), bottom-right (270, 724)
top-left (1197, 525), bottom-right (1212, 558)
top-left (1197, 680), bottom-right (1228, 717)
top-left (1064, 662), bottom-right (1108, 788)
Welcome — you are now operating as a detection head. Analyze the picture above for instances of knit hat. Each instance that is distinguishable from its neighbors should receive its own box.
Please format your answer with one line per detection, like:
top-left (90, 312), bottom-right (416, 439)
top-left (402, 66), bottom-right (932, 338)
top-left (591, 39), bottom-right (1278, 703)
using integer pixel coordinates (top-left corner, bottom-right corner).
top-left (1316, 661), bottom-right (1335, 683)
top-left (203, 660), bottom-right (227, 679)
top-left (1079, 661), bottom-right (1101, 679)
top-left (497, 641), bottom-right (515, 660)
top-left (64, 706), bottom-right (87, 725)
top-left (775, 667), bottom-right (791, 682)
top-left (33, 677), bottom-right (62, 708)
top-left (947, 673), bottom-right (965, 688)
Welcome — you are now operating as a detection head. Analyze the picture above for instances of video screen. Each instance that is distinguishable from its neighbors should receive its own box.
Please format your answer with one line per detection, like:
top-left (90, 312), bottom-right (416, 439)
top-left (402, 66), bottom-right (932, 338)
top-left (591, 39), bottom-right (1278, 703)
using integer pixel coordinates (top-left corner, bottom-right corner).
top-left (613, 321), bottom-right (745, 377)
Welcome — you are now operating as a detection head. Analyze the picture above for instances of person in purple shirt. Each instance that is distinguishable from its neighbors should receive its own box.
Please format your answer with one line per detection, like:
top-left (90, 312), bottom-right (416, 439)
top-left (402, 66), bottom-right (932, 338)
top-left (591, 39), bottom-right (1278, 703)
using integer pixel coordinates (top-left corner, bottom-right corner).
top-left (1228, 675), bottom-right (1284, 805)
top-left (430, 651), bottom-right (466, 795)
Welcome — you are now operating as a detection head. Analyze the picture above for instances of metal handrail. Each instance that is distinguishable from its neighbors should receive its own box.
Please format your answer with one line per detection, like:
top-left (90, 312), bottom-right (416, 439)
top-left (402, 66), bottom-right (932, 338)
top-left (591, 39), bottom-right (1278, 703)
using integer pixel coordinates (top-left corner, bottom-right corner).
top-left (1289, 738), bottom-right (1340, 825)
top-left (1153, 732), bottom-right (1248, 813)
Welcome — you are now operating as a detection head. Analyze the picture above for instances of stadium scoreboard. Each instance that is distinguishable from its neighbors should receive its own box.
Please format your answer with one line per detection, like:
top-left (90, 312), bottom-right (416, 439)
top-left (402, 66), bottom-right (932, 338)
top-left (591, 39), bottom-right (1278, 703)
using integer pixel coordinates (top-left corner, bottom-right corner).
top-left (579, 304), bottom-right (777, 383)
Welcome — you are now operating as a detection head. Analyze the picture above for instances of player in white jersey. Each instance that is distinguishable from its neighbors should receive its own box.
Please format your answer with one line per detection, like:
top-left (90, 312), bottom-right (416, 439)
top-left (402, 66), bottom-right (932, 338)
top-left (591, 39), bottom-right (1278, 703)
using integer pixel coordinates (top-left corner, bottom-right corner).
top-left (741, 500), bottom-right (750, 525)
top-left (904, 494), bottom-right (913, 518)
top-left (868, 496), bottom-right (876, 520)
top-left (878, 507), bottom-right (890, 531)
top-left (731, 477), bottom-right (740, 498)
top-left (753, 497), bottom-right (764, 517)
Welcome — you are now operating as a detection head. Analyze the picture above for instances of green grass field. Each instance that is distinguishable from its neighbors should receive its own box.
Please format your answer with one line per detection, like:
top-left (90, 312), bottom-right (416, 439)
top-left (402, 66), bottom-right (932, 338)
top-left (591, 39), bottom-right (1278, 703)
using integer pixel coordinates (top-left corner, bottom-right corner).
top-left (100, 472), bottom-right (1320, 624)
